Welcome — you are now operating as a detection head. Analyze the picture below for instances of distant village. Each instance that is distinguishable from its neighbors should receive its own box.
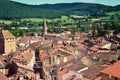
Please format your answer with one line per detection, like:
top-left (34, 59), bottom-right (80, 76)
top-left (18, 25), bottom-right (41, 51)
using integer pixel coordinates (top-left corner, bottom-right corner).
top-left (0, 19), bottom-right (120, 80)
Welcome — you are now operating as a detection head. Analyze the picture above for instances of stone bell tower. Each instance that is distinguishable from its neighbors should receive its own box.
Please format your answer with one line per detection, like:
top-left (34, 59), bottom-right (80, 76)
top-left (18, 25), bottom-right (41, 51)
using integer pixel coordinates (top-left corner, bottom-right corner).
top-left (42, 19), bottom-right (47, 35)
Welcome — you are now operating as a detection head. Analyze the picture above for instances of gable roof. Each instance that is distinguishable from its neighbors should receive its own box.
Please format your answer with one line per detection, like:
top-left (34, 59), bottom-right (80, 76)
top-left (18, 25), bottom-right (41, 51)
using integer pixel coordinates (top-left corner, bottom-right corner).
top-left (101, 61), bottom-right (120, 78)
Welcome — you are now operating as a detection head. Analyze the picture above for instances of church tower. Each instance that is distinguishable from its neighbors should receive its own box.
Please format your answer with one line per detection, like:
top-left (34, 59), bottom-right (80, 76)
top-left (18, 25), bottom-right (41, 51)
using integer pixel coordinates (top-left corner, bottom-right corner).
top-left (42, 19), bottom-right (47, 35)
top-left (0, 30), bottom-right (16, 54)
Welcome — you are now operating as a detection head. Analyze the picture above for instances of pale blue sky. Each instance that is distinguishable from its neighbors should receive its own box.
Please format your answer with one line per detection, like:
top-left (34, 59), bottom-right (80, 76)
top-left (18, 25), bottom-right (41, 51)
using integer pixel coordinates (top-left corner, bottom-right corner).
top-left (11, 0), bottom-right (120, 6)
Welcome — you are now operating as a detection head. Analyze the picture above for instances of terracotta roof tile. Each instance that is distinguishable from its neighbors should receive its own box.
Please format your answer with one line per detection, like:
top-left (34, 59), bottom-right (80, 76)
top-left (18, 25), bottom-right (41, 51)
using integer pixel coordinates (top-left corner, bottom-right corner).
top-left (89, 45), bottom-right (100, 52)
top-left (81, 64), bottom-right (103, 80)
top-left (97, 50), bottom-right (110, 53)
top-left (66, 75), bottom-right (74, 80)
top-left (12, 49), bottom-right (35, 63)
top-left (58, 68), bottom-right (68, 76)
top-left (20, 36), bottom-right (31, 41)
top-left (15, 62), bottom-right (34, 72)
top-left (101, 61), bottom-right (120, 78)
top-left (41, 53), bottom-right (49, 59)
top-left (66, 55), bottom-right (74, 61)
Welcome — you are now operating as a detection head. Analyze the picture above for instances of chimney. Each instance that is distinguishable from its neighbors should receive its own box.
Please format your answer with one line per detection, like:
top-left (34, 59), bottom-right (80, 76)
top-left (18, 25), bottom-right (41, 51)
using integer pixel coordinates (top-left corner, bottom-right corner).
top-left (63, 57), bottom-right (68, 63)
top-left (31, 76), bottom-right (34, 80)
top-left (75, 48), bottom-right (78, 56)
top-left (36, 73), bottom-right (40, 79)
top-left (19, 75), bottom-right (24, 80)
top-left (74, 48), bottom-right (79, 64)
top-left (28, 40), bottom-right (31, 46)
top-left (57, 56), bottom-right (60, 64)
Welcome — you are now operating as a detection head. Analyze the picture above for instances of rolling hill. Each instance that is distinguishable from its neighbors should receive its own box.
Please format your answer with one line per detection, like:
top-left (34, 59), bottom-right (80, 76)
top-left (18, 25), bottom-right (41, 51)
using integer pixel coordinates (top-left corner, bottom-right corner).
top-left (33, 3), bottom-right (120, 16)
top-left (0, 0), bottom-right (63, 19)
top-left (0, 0), bottom-right (120, 19)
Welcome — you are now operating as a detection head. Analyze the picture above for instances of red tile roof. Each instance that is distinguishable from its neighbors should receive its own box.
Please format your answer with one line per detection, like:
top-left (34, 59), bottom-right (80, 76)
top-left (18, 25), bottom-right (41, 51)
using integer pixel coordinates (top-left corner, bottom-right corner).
top-left (101, 61), bottom-right (120, 78)
top-left (89, 45), bottom-right (100, 52)
top-left (12, 49), bottom-right (35, 63)
top-left (39, 50), bottom-right (50, 59)
top-left (41, 53), bottom-right (49, 59)
top-left (66, 75), bottom-right (74, 80)
top-left (52, 44), bottom-right (64, 48)
top-left (58, 68), bottom-right (68, 76)
top-left (15, 62), bottom-right (34, 72)
top-left (78, 43), bottom-right (85, 49)
top-left (66, 55), bottom-right (74, 61)
top-left (97, 50), bottom-right (110, 53)
top-left (19, 36), bottom-right (32, 41)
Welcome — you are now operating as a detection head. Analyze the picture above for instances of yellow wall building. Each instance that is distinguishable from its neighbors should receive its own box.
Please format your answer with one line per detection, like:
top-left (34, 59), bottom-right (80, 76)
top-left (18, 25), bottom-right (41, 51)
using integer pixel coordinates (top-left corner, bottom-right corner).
top-left (0, 30), bottom-right (16, 54)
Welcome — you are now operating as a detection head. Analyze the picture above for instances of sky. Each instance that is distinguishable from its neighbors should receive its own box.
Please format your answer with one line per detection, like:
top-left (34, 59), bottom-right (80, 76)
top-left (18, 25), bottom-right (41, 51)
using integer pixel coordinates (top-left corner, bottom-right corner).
top-left (11, 0), bottom-right (120, 6)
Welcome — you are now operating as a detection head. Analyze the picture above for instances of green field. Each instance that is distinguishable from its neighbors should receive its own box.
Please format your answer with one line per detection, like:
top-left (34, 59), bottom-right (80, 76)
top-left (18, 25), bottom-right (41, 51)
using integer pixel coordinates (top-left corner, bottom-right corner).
top-left (106, 11), bottom-right (120, 16)
top-left (99, 11), bottom-right (120, 22)
top-left (0, 20), bottom-right (12, 24)
top-left (21, 18), bottom-right (51, 23)
top-left (100, 16), bottom-right (111, 20)
top-left (0, 15), bottom-right (74, 27)
top-left (21, 15), bottom-right (74, 24)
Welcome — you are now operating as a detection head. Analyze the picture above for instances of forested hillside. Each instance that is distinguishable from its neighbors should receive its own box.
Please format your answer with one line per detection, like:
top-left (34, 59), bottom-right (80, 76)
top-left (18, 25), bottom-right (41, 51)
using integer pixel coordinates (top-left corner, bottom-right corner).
top-left (34, 3), bottom-right (120, 16)
top-left (0, 0), bottom-right (62, 19)
top-left (0, 0), bottom-right (120, 19)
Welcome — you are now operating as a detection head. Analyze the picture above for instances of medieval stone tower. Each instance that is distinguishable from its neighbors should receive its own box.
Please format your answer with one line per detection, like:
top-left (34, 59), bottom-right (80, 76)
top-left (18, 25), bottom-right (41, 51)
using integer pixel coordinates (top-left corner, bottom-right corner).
top-left (0, 30), bottom-right (16, 54)
top-left (42, 19), bottom-right (47, 35)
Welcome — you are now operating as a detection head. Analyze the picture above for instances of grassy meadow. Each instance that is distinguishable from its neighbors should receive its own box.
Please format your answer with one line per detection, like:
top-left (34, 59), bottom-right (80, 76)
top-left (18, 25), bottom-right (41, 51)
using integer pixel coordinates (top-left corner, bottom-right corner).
top-left (21, 15), bottom-right (74, 24)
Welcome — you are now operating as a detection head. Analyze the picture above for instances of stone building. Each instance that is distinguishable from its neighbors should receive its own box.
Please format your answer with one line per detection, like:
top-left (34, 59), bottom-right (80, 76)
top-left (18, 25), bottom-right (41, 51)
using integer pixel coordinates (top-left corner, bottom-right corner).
top-left (42, 19), bottom-right (48, 35)
top-left (0, 30), bottom-right (16, 54)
